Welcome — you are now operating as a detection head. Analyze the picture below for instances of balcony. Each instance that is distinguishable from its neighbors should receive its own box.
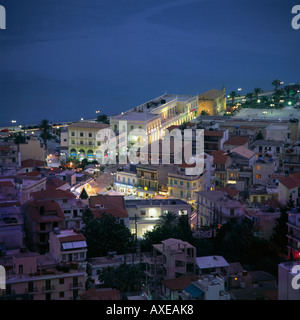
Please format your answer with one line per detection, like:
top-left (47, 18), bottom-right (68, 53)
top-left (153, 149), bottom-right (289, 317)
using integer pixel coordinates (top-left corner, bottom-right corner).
top-left (25, 287), bottom-right (38, 294)
top-left (42, 285), bottom-right (55, 292)
top-left (70, 282), bottom-right (82, 290)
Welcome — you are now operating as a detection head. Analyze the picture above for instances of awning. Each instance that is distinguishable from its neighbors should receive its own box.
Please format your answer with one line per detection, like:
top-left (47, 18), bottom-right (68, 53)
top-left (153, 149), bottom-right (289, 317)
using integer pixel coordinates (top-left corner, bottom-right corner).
top-left (184, 284), bottom-right (204, 298)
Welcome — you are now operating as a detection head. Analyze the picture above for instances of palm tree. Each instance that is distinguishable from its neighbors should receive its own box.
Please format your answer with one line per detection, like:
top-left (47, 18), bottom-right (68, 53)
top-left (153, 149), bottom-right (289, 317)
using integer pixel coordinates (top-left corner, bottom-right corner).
top-left (39, 119), bottom-right (52, 154)
top-left (253, 88), bottom-right (263, 102)
top-left (13, 132), bottom-right (25, 152)
top-left (272, 79), bottom-right (281, 91)
top-left (229, 91), bottom-right (237, 106)
top-left (159, 211), bottom-right (178, 228)
top-left (245, 92), bottom-right (254, 104)
top-left (273, 89), bottom-right (284, 109)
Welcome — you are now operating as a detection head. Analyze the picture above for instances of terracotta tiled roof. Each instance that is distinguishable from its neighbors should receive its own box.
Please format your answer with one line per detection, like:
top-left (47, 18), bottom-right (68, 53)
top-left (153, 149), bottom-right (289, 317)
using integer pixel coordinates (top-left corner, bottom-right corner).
top-left (162, 275), bottom-right (200, 291)
top-left (26, 200), bottom-right (65, 222)
top-left (230, 146), bottom-right (255, 159)
top-left (46, 178), bottom-right (69, 190)
top-left (18, 171), bottom-right (41, 177)
top-left (198, 89), bottom-right (224, 100)
top-left (58, 234), bottom-right (86, 243)
top-left (279, 176), bottom-right (300, 189)
top-left (211, 150), bottom-right (229, 164)
top-left (204, 130), bottom-right (224, 137)
top-left (21, 159), bottom-right (45, 168)
top-left (220, 187), bottom-right (240, 197)
top-left (223, 136), bottom-right (249, 146)
top-left (31, 189), bottom-right (76, 200)
top-left (89, 195), bottom-right (128, 219)
top-left (0, 181), bottom-right (14, 188)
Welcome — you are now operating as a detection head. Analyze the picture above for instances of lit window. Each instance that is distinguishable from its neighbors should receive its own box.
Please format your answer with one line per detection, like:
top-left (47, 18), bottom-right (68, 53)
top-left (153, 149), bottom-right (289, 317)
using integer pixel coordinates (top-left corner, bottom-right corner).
top-left (256, 174), bottom-right (261, 179)
top-left (256, 165), bottom-right (260, 170)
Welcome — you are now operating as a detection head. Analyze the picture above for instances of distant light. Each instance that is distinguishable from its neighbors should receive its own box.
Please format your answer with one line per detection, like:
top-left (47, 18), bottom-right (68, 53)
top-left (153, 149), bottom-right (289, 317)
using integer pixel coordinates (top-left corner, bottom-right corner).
top-left (31, 132), bottom-right (34, 134)
top-left (280, 82), bottom-right (284, 84)
top-left (238, 88), bottom-right (242, 91)
top-left (81, 118), bottom-right (84, 121)
top-left (257, 100), bottom-right (261, 103)
top-left (288, 101), bottom-right (292, 105)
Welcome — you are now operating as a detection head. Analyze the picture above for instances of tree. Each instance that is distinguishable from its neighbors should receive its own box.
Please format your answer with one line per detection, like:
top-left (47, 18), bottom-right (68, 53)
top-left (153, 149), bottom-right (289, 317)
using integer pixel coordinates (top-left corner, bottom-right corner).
top-left (229, 91), bottom-right (237, 106)
top-left (98, 263), bottom-right (144, 294)
top-left (270, 194), bottom-right (295, 257)
top-left (255, 131), bottom-right (264, 140)
top-left (245, 92), bottom-right (254, 104)
top-left (253, 88), bottom-right (263, 102)
top-left (200, 110), bottom-right (209, 116)
top-left (82, 209), bottom-right (135, 258)
top-left (159, 211), bottom-right (178, 228)
top-left (13, 132), bottom-right (25, 152)
top-left (39, 119), bottom-right (52, 153)
top-left (96, 114), bottom-right (109, 124)
top-left (273, 88), bottom-right (284, 109)
top-left (272, 79), bottom-right (281, 91)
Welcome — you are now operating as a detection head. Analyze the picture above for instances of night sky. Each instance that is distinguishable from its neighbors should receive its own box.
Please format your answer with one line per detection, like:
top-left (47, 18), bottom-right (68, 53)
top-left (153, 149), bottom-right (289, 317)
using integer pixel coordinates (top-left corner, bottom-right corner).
top-left (0, 0), bottom-right (299, 126)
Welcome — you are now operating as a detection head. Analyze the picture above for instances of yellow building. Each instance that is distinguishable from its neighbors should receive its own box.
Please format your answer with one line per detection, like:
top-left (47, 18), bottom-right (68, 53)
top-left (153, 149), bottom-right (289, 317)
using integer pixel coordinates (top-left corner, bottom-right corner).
top-left (198, 87), bottom-right (226, 116)
top-left (67, 121), bottom-right (110, 162)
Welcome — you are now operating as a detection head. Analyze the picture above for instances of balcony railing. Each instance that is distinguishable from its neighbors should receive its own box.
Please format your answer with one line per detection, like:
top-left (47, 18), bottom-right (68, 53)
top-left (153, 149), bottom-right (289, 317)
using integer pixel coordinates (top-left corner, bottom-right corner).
top-left (70, 282), bottom-right (82, 290)
top-left (42, 285), bottom-right (55, 292)
top-left (25, 287), bottom-right (38, 294)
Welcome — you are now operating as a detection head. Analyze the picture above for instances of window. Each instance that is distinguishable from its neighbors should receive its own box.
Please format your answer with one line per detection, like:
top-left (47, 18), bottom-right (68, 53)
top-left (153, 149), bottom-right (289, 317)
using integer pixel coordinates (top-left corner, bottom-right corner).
top-left (59, 278), bottom-right (64, 285)
top-left (71, 132), bottom-right (75, 136)
top-left (19, 264), bottom-right (23, 274)
top-left (97, 141), bottom-right (101, 146)
top-left (89, 133), bottom-right (92, 137)
top-left (256, 165), bottom-right (260, 170)
top-left (230, 208), bottom-right (234, 216)
top-left (73, 210), bottom-right (78, 217)
top-left (180, 190), bottom-right (183, 198)
top-left (187, 182), bottom-right (190, 188)
top-left (71, 140), bottom-right (75, 144)
top-left (80, 141), bottom-right (84, 145)
top-left (59, 292), bottom-right (65, 298)
top-left (276, 147), bottom-right (280, 153)
top-left (63, 199), bottom-right (68, 203)
top-left (256, 174), bottom-right (261, 179)
top-left (131, 229), bottom-right (136, 234)
top-left (40, 223), bottom-right (46, 231)
top-left (174, 180), bottom-right (177, 185)
top-left (180, 181), bottom-right (183, 186)
top-left (89, 141), bottom-right (93, 145)
top-left (80, 252), bottom-right (85, 259)
top-left (80, 132), bottom-right (84, 137)
top-left (259, 146), bottom-right (262, 152)
top-left (141, 210), bottom-right (146, 216)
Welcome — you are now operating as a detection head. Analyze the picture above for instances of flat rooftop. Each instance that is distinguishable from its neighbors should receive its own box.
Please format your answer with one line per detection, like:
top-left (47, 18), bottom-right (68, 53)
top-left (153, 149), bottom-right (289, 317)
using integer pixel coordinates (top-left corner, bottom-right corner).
top-left (125, 198), bottom-right (190, 207)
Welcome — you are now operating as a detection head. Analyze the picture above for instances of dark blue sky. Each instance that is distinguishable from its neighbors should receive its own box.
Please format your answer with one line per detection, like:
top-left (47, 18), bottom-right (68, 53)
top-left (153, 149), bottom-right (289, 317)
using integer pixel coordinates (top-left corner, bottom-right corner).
top-left (0, 0), bottom-right (299, 126)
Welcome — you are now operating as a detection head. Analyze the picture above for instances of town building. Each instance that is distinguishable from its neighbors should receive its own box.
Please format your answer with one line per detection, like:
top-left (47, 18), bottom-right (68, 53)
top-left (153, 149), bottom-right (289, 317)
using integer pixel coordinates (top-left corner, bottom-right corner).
top-left (143, 238), bottom-right (196, 300)
top-left (19, 137), bottom-right (45, 162)
top-left (67, 121), bottom-right (111, 162)
top-left (278, 172), bottom-right (300, 206)
top-left (89, 195), bottom-right (129, 228)
top-left (125, 198), bottom-right (192, 238)
top-left (0, 248), bottom-right (86, 300)
top-left (196, 190), bottom-right (244, 228)
top-left (48, 229), bottom-right (87, 268)
top-left (211, 150), bottom-right (233, 188)
top-left (30, 189), bottom-right (86, 230)
top-left (204, 129), bottom-right (229, 154)
top-left (25, 200), bottom-right (65, 254)
top-left (179, 275), bottom-right (230, 300)
top-left (197, 87), bottom-right (226, 116)
top-left (223, 136), bottom-right (249, 152)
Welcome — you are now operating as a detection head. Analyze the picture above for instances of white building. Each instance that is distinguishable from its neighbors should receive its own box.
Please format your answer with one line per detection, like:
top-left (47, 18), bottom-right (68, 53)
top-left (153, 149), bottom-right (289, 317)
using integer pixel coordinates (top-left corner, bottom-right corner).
top-left (49, 229), bottom-right (87, 269)
top-left (125, 198), bottom-right (192, 238)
